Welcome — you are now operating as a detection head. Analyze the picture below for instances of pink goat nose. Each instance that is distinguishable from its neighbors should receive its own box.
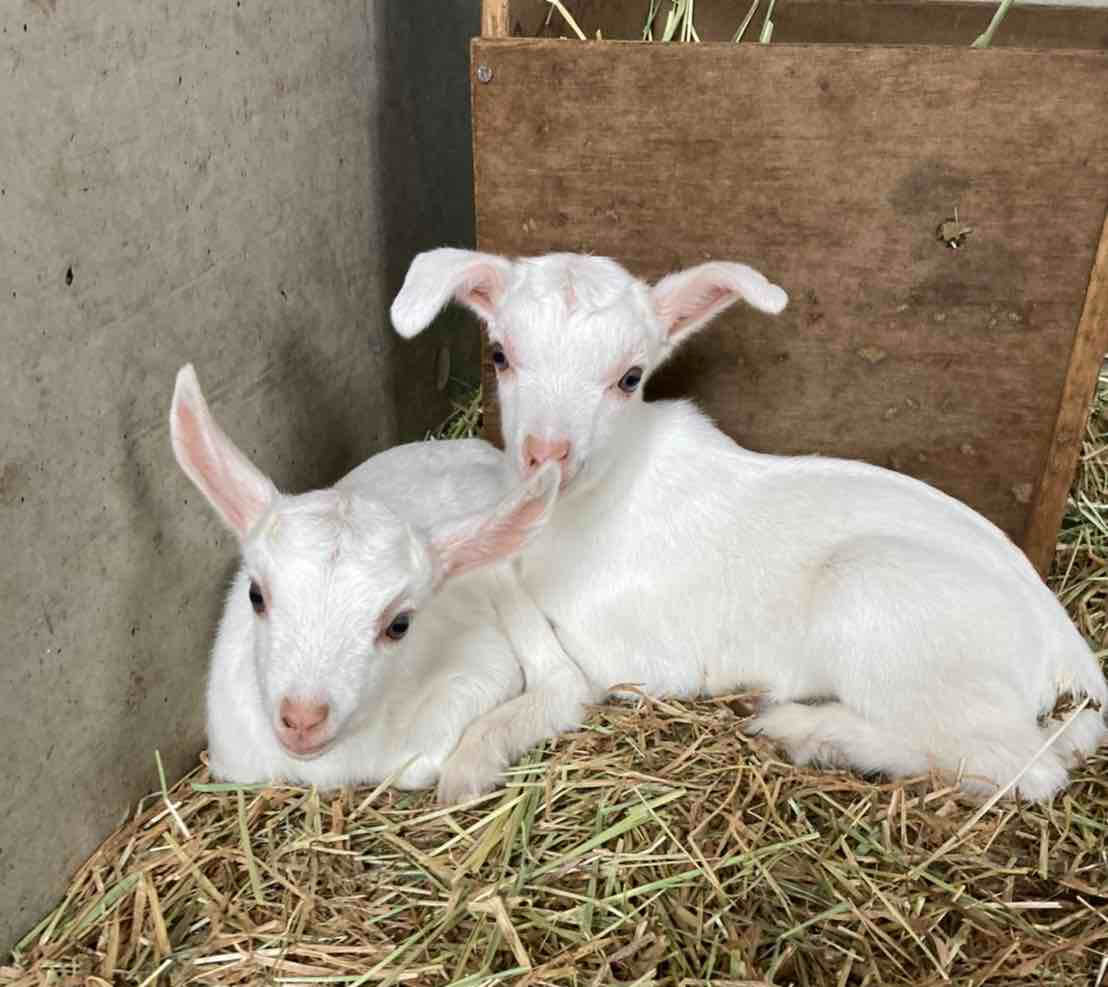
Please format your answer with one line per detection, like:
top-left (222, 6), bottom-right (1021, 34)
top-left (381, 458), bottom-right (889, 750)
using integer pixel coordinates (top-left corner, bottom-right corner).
top-left (524, 436), bottom-right (570, 470)
top-left (279, 698), bottom-right (330, 736)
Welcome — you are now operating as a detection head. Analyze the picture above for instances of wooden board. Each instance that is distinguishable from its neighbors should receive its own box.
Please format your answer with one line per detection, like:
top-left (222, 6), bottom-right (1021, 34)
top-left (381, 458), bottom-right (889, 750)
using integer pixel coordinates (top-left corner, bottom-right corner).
top-left (1024, 210), bottom-right (1108, 572)
top-left (471, 38), bottom-right (1108, 566)
top-left (501, 0), bottom-right (1108, 49)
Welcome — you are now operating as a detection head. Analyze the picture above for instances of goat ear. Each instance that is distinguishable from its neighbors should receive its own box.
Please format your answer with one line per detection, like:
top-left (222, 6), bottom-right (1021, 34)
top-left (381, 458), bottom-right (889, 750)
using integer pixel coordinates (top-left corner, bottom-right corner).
top-left (650, 261), bottom-right (788, 348)
top-left (391, 248), bottom-right (514, 338)
top-left (169, 364), bottom-right (277, 539)
top-left (430, 463), bottom-right (559, 585)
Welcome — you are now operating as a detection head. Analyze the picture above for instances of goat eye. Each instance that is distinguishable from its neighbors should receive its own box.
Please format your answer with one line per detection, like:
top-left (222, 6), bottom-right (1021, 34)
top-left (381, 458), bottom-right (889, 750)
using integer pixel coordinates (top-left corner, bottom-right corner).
top-left (618, 366), bottom-right (643, 394)
top-left (490, 342), bottom-right (509, 371)
top-left (248, 580), bottom-right (266, 615)
top-left (385, 611), bottom-right (412, 641)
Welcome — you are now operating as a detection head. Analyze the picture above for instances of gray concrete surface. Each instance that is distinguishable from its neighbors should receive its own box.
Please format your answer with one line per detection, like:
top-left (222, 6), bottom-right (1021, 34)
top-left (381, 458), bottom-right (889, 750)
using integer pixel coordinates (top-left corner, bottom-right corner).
top-left (0, 0), bottom-right (480, 956)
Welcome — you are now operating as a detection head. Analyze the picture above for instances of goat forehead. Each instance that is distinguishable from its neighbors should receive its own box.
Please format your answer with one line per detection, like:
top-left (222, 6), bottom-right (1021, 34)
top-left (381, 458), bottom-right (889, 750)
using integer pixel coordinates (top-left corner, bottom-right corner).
top-left (502, 262), bottom-right (650, 372)
top-left (251, 551), bottom-right (414, 644)
top-left (504, 302), bottom-right (648, 375)
top-left (247, 495), bottom-right (419, 575)
top-left (512, 254), bottom-right (638, 312)
top-left (275, 555), bottom-right (405, 613)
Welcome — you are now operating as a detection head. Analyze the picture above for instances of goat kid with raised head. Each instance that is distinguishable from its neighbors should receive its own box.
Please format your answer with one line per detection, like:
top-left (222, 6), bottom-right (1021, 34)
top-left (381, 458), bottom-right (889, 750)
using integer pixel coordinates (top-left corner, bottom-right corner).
top-left (170, 364), bottom-right (587, 802)
top-left (392, 249), bottom-right (1108, 802)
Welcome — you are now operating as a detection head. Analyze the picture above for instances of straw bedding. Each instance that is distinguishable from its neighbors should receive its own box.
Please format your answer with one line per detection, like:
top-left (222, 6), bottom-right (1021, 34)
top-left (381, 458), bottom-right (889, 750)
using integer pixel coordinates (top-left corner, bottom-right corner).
top-left (4, 372), bottom-right (1107, 987)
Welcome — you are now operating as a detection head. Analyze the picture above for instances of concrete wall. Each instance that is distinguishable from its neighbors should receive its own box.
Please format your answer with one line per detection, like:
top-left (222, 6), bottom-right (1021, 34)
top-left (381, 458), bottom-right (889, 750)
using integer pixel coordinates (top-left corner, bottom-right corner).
top-left (0, 0), bottom-right (479, 955)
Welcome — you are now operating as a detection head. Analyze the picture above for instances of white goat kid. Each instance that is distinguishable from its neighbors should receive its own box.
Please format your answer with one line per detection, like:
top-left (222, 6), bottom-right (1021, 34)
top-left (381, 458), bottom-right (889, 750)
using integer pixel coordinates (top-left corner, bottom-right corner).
top-left (170, 364), bottom-right (569, 801)
top-left (392, 249), bottom-right (1108, 802)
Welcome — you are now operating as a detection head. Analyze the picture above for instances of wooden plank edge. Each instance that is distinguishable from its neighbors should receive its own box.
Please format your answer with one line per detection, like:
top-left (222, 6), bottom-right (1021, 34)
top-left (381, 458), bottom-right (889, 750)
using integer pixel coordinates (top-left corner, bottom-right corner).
top-left (482, 0), bottom-right (512, 38)
top-left (470, 35), bottom-right (503, 446)
top-left (471, 36), bottom-right (1108, 54)
top-left (1023, 208), bottom-right (1108, 576)
top-left (478, 341), bottom-right (502, 447)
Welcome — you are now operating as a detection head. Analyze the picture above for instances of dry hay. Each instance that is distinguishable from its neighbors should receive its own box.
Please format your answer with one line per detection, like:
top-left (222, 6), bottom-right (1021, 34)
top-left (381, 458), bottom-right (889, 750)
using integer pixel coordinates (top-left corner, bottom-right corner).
top-left (4, 370), bottom-right (1108, 987)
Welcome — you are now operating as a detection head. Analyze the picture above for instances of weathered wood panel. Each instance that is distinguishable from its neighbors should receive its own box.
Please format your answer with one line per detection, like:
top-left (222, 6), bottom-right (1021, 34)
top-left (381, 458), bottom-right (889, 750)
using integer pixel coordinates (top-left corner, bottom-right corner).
top-left (471, 38), bottom-right (1108, 557)
top-left (501, 0), bottom-right (1108, 49)
top-left (1024, 211), bottom-right (1108, 572)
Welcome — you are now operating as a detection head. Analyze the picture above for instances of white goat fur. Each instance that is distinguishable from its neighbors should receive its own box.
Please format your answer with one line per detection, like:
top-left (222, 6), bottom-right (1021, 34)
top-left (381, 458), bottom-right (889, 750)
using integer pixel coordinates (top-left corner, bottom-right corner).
top-left (169, 364), bottom-right (575, 802)
top-left (392, 249), bottom-right (1108, 802)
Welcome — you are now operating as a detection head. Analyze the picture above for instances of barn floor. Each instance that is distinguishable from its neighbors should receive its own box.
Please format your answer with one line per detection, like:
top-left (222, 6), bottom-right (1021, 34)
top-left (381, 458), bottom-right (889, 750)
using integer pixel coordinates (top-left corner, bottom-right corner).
top-left (4, 371), bottom-right (1107, 987)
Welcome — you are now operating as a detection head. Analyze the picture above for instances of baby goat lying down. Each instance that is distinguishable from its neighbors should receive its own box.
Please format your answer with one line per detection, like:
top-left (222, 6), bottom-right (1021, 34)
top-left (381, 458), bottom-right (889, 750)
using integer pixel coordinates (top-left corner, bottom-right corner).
top-left (170, 364), bottom-right (569, 801)
top-left (392, 249), bottom-right (1108, 802)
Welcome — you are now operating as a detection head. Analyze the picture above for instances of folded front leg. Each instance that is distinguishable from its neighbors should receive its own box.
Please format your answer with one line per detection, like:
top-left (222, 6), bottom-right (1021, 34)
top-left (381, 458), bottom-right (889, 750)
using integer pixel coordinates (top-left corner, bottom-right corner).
top-left (488, 564), bottom-right (594, 685)
top-left (436, 566), bottom-right (604, 803)
top-left (436, 668), bottom-right (598, 803)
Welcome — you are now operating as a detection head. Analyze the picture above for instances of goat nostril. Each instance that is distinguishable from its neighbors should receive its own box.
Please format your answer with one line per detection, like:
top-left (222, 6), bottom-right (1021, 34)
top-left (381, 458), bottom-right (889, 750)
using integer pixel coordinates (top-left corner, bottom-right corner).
top-left (279, 699), bottom-right (329, 738)
top-left (524, 437), bottom-right (570, 468)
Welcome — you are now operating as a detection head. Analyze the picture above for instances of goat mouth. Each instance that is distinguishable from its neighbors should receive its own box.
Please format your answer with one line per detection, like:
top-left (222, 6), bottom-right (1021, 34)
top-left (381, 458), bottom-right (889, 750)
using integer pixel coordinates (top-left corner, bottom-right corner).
top-left (520, 461), bottom-right (577, 491)
top-left (279, 737), bottom-right (334, 760)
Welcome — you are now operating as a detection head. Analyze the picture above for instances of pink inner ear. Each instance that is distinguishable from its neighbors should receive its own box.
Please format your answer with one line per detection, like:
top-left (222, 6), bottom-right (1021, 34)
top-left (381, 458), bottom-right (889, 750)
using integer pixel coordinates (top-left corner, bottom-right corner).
top-left (664, 282), bottom-right (734, 337)
top-left (175, 399), bottom-right (263, 536)
top-left (438, 493), bottom-right (546, 581)
top-left (457, 262), bottom-right (504, 321)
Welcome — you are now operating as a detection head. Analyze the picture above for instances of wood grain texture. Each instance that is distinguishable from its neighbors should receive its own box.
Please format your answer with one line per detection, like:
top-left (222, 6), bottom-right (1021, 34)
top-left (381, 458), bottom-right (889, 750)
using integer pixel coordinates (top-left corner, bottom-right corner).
top-left (482, 0), bottom-right (512, 38)
top-left (471, 39), bottom-right (1108, 562)
top-left (478, 1), bottom-right (511, 421)
top-left (1024, 211), bottom-right (1108, 573)
top-left (504, 0), bottom-right (1108, 49)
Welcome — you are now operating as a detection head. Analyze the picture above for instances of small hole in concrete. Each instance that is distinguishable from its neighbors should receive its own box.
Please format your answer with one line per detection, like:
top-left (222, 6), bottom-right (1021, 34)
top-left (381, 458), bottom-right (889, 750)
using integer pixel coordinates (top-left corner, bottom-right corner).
top-left (65, 266), bottom-right (74, 286)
